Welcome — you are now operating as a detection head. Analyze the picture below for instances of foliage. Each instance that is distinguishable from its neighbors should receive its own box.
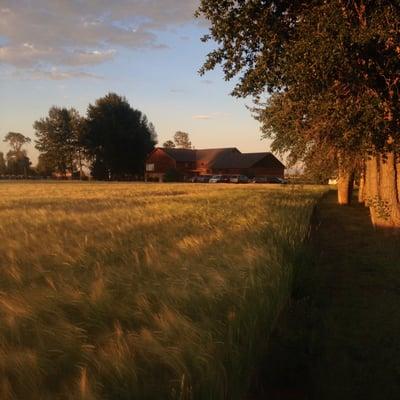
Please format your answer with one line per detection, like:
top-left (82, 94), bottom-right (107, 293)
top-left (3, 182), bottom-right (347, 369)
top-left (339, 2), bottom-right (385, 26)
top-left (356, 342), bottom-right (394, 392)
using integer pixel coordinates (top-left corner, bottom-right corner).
top-left (6, 150), bottom-right (31, 176)
top-left (0, 183), bottom-right (325, 399)
top-left (163, 168), bottom-right (184, 182)
top-left (163, 140), bottom-right (176, 148)
top-left (0, 152), bottom-right (6, 174)
top-left (83, 93), bottom-right (157, 180)
top-left (3, 132), bottom-right (32, 176)
top-left (3, 132), bottom-right (31, 153)
top-left (197, 1), bottom-right (400, 173)
top-left (36, 153), bottom-right (55, 177)
top-left (34, 107), bottom-right (86, 176)
top-left (174, 131), bottom-right (192, 149)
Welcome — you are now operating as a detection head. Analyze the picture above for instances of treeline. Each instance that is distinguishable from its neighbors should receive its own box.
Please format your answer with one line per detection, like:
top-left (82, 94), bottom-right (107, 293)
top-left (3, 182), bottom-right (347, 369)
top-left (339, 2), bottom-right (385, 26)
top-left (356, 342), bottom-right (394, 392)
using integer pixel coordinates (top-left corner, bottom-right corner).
top-left (1, 93), bottom-right (157, 180)
top-left (35, 92), bottom-right (157, 180)
top-left (198, 1), bottom-right (400, 228)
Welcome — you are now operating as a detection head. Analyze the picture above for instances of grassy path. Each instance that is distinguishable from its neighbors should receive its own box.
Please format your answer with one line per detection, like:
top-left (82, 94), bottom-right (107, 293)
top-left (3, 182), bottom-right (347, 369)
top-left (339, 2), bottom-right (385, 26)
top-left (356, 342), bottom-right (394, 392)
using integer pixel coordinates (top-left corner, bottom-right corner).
top-left (251, 190), bottom-right (400, 400)
top-left (309, 190), bottom-right (400, 399)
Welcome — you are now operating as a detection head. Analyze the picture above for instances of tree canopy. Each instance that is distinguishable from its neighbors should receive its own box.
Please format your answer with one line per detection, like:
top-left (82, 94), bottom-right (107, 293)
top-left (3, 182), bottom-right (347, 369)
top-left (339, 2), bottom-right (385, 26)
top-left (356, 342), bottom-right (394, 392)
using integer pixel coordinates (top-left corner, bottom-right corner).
top-left (3, 132), bottom-right (32, 176)
top-left (3, 132), bottom-right (31, 153)
top-left (163, 140), bottom-right (176, 149)
top-left (83, 93), bottom-right (157, 180)
top-left (34, 107), bottom-right (85, 176)
top-left (173, 131), bottom-right (192, 149)
top-left (198, 1), bottom-right (400, 153)
top-left (198, 0), bottom-right (400, 225)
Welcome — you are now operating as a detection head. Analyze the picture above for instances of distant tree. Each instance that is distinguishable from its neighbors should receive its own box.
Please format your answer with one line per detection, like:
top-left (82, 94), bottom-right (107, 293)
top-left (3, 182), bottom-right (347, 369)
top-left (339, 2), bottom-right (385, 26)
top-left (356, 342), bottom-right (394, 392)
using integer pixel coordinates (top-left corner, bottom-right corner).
top-left (34, 107), bottom-right (86, 177)
top-left (173, 131), bottom-right (192, 149)
top-left (83, 93), bottom-right (157, 180)
top-left (163, 140), bottom-right (176, 149)
top-left (0, 152), bottom-right (6, 175)
top-left (3, 132), bottom-right (32, 177)
top-left (6, 151), bottom-right (31, 177)
top-left (36, 153), bottom-right (55, 177)
top-left (3, 132), bottom-right (31, 153)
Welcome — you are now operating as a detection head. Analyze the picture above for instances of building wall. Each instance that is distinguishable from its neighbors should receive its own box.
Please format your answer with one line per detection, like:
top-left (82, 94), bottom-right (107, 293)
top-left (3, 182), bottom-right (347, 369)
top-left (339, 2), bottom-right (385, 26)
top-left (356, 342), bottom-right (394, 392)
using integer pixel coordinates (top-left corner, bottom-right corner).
top-left (144, 149), bottom-right (285, 181)
top-left (176, 161), bottom-right (196, 174)
top-left (145, 149), bottom-right (176, 181)
top-left (212, 167), bottom-right (284, 178)
top-left (146, 149), bottom-right (175, 172)
top-left (248, 167), bottom-right (284, 178)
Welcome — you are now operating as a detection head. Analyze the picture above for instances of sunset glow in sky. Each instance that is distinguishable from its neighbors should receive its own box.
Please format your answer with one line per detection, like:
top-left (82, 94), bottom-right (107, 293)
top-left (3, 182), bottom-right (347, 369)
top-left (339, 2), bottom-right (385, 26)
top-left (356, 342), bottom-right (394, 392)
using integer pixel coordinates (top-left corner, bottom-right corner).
top-left (0, 1), bottom-right (271, 164)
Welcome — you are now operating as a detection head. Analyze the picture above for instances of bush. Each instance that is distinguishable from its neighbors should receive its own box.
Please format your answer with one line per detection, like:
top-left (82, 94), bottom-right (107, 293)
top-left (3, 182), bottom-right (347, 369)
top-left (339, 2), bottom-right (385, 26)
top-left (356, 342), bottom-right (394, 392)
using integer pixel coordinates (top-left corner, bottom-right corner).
top-left (164, 168), bottom-right (184, 182)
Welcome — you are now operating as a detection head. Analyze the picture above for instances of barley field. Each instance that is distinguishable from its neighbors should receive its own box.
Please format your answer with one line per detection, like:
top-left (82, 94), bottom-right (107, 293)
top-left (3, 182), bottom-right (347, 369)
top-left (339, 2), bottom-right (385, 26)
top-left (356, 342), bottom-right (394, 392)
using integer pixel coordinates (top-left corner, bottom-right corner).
top-left (0, 182), bottom-right (325, 400)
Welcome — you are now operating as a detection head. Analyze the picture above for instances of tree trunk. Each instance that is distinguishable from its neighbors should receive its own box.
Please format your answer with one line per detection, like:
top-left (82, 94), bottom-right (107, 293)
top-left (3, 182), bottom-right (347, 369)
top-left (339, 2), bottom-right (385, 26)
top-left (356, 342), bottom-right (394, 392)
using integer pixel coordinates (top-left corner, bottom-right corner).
top-left (396, 154), bottom-right (400, 200)
top-left (358, 163), bottom-right (366, 204)
top-left (78, 150), bottom-right (83, 180)
top-left (365, 155), bottom-right (380, 226)
top-left (337, 159), bottom-right (354, 205)
top-left (377, 151), bottom-right (400, 228)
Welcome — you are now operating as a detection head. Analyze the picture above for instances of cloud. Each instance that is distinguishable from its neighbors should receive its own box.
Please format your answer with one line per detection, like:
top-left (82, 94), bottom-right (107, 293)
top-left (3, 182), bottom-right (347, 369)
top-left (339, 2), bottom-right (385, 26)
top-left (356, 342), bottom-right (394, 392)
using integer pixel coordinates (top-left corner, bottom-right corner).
top-left (0, 0), bottom-right (200, 78)
top-left (192, 115), bottom-right (212, 120)
top-left (192, 112), bottom-right (230, 120)
top-left (170, 88), bottom-right (186, 94)
top-left (201, 79), bottom-right (213, 85)
top-left (10, 68), bottom-right (102, 81)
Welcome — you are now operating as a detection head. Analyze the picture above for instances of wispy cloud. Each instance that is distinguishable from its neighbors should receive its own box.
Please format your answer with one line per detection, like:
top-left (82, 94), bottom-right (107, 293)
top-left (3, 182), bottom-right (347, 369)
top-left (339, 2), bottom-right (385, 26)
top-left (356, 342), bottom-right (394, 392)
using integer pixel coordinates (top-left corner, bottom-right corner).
top-left (201, 79), bottom-right (213, 85)
top-left (11, 68), bottom-right (102, 81)
top-left (192, 114), bottom-right (212, 120)
top-left (192, 112), bottom-right (230, 120)
top-left (170, 88), bottom-right (186, 94)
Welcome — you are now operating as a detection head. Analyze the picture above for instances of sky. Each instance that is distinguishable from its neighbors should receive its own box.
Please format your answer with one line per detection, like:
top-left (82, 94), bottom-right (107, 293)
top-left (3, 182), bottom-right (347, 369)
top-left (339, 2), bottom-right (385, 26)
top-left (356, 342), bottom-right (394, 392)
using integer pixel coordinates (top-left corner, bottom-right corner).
top-left (0, 0), bottom-right (272, 165)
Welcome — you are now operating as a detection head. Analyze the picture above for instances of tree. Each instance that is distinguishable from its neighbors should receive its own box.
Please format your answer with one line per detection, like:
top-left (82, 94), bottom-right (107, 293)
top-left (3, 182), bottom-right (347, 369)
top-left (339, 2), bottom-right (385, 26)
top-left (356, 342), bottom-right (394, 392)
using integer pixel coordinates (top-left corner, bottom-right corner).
top-left (34, 107), bottom-right (86, 177)
top-left (198, 1), bottom-right (400, 226)
top-left (3, 132), bottom-right (32, 177)
top-left (36, 153), bottom-right (55, 177)
top-left (82, 93), bottom-right (157, 180)
top-left (173, 131), bottom-right (192, 149)
top-left (6, 151), bottom-right (31, 177)
top-left (3, 132), bottom-right (31, 153)
top-left (0, 152), bottom-right (6, 175)
top-left (163, 140), bottom-right (176, 149)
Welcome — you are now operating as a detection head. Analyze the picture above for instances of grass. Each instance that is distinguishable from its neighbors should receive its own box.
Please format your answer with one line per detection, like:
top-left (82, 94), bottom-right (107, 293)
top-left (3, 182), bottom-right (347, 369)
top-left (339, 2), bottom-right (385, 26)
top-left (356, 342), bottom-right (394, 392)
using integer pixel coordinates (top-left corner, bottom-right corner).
top-left (309, 191), bottom-right (400, 399)
top-left (0, 182), bottom-right (325, 400)
top-left (251, 190), bottom-right (400, 400)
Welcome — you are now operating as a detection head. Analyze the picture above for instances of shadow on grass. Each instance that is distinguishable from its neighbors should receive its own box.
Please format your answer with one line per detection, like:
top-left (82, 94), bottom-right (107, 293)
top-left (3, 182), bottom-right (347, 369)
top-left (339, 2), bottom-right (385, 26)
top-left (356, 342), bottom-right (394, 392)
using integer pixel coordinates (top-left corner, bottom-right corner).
top-left (249, 190), bottom-right (400, 400)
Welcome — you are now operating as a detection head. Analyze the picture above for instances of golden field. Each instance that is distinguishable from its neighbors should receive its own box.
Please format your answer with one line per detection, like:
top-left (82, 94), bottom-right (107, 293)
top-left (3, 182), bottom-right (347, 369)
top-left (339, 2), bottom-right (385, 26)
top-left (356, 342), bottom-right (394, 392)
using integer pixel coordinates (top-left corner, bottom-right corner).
top-left (0, 182), bottom-right (325, 399)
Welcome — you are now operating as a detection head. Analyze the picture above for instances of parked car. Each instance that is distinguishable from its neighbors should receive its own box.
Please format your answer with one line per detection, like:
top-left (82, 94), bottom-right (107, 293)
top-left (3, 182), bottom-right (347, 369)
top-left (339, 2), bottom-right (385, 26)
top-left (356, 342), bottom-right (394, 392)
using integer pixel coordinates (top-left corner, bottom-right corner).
top-left (191, 175), bottom-right (212, 183)
top-left (253, 176), bottom-right (287, 184)
top-left (209, 175), bottom-right (230, 183)
top-left (229, 175), bottom-right (249, 183)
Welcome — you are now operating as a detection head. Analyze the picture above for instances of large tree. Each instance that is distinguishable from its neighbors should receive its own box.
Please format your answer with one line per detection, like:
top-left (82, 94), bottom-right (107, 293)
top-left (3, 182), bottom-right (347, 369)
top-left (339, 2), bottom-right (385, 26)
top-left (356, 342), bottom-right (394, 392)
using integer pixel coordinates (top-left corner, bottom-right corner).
top-left (34, 107), bottom-right (86, 177)
top-left (83, 93), bottom-right (157, 180)
top-left (198, 1), bottom-right (400, 226)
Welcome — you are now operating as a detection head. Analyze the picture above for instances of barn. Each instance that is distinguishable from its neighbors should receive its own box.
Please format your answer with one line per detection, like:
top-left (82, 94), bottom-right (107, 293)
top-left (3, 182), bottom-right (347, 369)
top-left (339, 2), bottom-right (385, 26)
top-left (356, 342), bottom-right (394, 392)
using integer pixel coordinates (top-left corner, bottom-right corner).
top-left (145, 147), bottom-right (285, 182)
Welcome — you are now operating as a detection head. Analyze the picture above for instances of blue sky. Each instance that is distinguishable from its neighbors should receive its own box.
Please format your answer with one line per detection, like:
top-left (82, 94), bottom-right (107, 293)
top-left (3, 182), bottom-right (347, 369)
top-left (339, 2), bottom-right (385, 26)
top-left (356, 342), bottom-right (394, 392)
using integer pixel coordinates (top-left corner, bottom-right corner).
top-left (0, 1), bottom-right (271, 164)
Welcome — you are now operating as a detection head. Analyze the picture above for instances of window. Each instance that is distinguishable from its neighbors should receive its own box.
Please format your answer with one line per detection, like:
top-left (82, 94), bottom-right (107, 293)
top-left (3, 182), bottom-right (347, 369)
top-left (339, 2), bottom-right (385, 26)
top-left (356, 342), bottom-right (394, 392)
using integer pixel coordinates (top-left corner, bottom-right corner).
top-left (146, 163), bottom-right (155, 172)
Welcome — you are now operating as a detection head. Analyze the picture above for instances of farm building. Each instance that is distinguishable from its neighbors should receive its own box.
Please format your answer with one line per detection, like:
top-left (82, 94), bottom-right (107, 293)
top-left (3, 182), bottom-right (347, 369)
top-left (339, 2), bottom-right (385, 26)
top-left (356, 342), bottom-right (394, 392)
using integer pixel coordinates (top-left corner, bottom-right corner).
top-left (145, 147), bottom-right (285, 182)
